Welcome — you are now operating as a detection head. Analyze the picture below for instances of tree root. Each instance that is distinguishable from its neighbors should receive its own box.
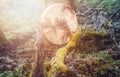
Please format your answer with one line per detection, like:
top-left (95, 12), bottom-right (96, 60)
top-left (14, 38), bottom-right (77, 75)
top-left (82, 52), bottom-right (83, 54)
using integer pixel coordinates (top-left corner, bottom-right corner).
top-left (46, 31), bottom-right (81, 77)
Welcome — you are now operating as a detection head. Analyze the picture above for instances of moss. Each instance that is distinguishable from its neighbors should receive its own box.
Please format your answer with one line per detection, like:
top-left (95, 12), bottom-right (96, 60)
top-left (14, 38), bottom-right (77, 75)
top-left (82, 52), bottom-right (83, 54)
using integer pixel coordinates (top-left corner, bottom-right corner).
top-left (44, 30), bottom-right (115, 77)
top-left (29, 63), bottom-right (34, 77)
top-left (47, 31), bottom-right (81, 77)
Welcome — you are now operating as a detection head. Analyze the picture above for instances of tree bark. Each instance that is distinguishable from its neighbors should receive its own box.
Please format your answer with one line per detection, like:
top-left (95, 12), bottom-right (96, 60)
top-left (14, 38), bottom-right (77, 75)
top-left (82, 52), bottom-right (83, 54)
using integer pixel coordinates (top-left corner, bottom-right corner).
top-left (32, 34), bottom-right (45, 77)
top-left (0, 27), bottom-right (7, 44)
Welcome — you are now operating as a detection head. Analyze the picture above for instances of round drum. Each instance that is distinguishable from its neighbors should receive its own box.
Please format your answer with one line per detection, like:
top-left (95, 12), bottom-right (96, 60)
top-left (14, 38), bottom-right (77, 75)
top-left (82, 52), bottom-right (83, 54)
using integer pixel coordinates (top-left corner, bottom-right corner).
top-left (41, 3), bottom-right (77, 45)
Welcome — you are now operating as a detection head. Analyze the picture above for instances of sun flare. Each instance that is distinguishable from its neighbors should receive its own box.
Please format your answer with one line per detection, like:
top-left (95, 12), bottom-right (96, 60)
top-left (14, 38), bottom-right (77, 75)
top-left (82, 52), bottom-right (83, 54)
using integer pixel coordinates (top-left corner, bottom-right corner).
top-left (0, 0), bottom-right (46, 33)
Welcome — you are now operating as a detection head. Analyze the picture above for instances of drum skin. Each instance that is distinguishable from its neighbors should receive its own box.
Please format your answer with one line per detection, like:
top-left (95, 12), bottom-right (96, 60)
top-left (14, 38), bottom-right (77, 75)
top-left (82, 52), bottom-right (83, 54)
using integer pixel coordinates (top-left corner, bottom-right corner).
top-left (41, 3), bottom-right (77, 45)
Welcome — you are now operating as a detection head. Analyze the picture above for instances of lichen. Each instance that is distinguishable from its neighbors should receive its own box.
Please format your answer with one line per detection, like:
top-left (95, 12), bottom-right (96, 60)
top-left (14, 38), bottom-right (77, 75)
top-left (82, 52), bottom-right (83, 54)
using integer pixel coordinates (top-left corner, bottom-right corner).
top-left (47, 31), bottom-right (81, 77)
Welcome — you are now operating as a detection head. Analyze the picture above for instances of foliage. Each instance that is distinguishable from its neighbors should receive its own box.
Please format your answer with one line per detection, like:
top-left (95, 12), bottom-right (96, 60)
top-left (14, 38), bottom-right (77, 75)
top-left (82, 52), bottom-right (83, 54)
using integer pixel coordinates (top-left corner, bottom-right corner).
top-left (0, 63), bottom-right (31, 77)
top-left (87, 0), bottom-right (120, 14)
top-left (0, 72), bottom-right (18, 77)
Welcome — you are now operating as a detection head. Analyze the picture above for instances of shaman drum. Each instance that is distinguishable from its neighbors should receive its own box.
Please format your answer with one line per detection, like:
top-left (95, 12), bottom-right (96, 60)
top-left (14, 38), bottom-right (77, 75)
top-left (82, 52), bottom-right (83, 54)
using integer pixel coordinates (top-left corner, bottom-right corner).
top-left (41, 3), bottom-right (77, 45)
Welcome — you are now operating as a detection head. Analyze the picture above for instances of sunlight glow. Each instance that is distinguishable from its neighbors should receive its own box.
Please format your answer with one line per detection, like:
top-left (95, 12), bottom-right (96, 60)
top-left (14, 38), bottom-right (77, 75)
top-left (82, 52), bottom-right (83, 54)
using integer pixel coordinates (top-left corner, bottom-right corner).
top-left (0, 0), bottom-right (46, 33)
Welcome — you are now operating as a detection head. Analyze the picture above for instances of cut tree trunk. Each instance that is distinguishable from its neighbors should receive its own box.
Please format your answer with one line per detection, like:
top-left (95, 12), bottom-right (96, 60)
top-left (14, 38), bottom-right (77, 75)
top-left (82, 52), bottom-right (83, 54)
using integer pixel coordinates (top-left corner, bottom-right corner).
top-left (0, 26), bottom-right (8, 55)
top-left (32, 34), bottom-right (45, 77)
top-left (0, 27), bottom-right (7, 44)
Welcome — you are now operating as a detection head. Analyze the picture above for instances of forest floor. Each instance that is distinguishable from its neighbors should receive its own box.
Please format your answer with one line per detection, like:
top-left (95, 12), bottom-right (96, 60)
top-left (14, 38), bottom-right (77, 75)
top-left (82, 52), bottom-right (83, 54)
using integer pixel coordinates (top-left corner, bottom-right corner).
top-left (0, 25), bottom-right (120, 77)
top-left (0, 0), bottom-right (120, 76)
top-left (0, 26), bottom-right (35, 77)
